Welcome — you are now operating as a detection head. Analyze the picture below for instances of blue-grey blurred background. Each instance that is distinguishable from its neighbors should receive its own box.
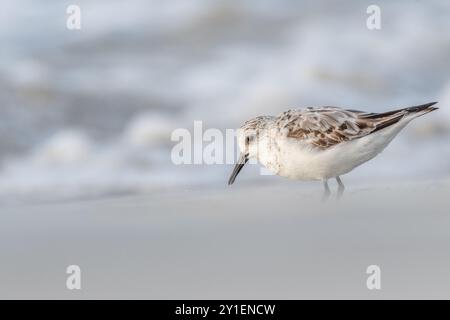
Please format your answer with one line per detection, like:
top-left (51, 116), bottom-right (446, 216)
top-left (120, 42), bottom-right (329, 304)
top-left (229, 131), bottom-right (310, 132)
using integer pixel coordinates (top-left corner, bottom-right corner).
top-left (0, 0), bottom-right (449, 203)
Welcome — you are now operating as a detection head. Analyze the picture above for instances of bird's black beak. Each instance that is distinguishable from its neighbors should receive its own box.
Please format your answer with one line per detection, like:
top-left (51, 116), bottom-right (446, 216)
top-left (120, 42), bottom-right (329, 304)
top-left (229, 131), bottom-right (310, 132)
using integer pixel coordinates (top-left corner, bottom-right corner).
top-left (228, 153), bottom-right (249, 185)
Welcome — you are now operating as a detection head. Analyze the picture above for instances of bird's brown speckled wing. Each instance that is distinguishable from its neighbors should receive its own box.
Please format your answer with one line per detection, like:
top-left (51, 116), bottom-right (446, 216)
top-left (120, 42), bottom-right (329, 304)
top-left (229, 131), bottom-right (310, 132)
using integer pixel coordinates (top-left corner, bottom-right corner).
top-left (276, 106), bottom-right (407, 150)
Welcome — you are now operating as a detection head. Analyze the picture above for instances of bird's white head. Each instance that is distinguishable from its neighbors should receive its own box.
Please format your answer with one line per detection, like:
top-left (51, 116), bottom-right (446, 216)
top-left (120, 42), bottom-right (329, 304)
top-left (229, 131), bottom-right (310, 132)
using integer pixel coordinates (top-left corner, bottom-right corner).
top-left (228, 116), bottom-right (273, 185)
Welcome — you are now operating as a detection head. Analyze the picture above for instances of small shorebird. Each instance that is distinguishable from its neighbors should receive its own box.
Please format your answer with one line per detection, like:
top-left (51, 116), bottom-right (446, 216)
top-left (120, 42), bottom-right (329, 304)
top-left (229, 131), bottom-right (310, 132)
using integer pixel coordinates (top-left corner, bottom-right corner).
top-left (228, 102), bottom-right (438, 199)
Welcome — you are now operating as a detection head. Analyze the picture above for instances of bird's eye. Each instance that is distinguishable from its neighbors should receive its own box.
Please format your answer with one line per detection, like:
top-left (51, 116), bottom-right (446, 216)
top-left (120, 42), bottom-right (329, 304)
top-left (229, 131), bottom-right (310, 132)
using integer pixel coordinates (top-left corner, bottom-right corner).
top-left (246, 135), bottom-right (255, 144)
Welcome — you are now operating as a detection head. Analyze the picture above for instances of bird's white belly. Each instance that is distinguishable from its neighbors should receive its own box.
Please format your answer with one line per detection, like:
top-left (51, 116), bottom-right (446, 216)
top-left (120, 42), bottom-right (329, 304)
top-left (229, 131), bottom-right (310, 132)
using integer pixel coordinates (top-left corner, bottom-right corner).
top-left (260, 122), bottom-right (407, 181)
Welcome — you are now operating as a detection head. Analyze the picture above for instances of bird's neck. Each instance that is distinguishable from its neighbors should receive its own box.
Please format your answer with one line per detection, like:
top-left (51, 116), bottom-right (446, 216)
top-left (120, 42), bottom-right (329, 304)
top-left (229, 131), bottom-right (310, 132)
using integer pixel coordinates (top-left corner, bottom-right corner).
top-left (255, 128), bottom-right (281, 175)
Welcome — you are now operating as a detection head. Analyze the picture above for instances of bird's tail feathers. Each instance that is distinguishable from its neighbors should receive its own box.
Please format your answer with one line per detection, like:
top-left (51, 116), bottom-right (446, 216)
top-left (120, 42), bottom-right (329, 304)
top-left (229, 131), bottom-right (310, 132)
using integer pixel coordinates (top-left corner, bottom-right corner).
top-left (403, 102), bottom-right (439, 118)
top-left (360, 102), bottom-right (438, 133)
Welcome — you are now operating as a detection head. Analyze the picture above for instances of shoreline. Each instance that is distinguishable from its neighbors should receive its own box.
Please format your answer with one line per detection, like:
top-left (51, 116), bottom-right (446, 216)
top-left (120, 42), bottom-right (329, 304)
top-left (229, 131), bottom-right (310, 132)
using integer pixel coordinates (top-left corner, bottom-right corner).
top-left (1, 178), bottom-right (449, 299)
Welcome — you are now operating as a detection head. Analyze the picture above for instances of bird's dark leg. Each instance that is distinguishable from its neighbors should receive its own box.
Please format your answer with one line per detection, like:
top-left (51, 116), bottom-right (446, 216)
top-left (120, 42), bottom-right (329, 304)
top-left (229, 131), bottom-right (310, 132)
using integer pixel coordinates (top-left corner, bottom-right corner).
top-left (322, 180), bottom-right (331, 201)
top-left (336, 176), bottom-right (345, 198)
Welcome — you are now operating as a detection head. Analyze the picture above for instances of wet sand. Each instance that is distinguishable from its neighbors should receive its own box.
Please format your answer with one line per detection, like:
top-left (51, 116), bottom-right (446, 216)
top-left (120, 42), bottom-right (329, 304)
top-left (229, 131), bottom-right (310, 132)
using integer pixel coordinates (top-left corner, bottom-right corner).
top-left (0, 178), bottom-right (449, 299)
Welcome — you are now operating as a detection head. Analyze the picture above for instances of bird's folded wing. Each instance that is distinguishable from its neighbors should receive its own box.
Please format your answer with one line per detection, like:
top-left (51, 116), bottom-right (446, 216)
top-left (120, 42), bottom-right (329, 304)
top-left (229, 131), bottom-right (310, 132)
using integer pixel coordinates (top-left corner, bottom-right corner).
top-left (278, 107), bottom-right (406, 150)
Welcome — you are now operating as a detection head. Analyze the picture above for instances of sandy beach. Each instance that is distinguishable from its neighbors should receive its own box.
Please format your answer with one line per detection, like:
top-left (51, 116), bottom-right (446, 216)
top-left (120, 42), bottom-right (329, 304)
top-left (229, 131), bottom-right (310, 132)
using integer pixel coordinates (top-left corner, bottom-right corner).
top-left (1, 178), bottom-right (449, 299)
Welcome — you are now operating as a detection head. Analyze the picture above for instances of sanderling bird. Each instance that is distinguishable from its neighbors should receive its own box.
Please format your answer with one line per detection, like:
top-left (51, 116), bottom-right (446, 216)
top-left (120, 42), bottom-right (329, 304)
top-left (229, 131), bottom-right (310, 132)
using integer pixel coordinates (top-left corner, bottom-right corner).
top-left (228, 102), bottom-right (438, 199)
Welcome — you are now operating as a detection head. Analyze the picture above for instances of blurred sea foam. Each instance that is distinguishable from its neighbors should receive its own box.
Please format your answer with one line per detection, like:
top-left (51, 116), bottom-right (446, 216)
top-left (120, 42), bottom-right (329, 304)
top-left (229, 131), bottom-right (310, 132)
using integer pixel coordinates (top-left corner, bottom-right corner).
top-left (0, 0), bottom-right (449, 203)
